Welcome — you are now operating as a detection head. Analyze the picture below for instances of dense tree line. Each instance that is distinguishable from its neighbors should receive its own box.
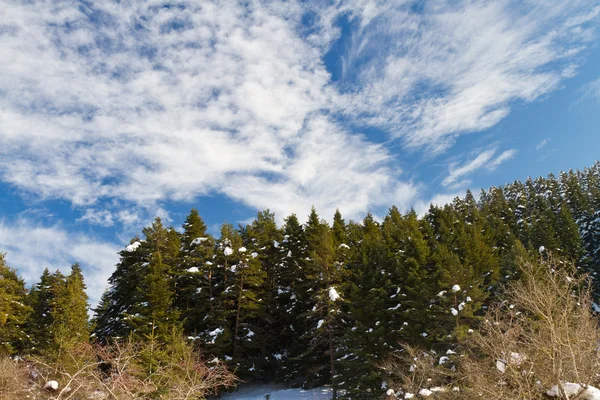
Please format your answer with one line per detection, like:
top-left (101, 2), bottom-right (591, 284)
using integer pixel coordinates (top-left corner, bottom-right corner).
top-left (0, 258), bottom-right (89, 358)
top-left (1, 162), bottom-right (600, 398)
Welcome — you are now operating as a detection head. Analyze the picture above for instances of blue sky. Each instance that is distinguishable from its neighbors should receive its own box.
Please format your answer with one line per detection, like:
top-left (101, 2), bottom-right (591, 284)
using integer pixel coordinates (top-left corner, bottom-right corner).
top-left (0, 0), bottom-right (599, 305)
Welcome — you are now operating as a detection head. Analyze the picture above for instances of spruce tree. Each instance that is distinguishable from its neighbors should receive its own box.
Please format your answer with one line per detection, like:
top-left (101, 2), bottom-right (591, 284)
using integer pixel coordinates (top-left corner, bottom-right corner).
top-left (272, 213), bottom-right (309, 385)
top-left (299, 208), bottom-right (340, 392)
top-left (340, 213), bottom-right (394, 398)
top-left (51, 263), bottom-right (90, 350)
top-left (242, 210), bottom-right (282, 380)
top-left (175, 209), bottom-right (215, 335)
top-left (25, 269), bottom-right (66, 354)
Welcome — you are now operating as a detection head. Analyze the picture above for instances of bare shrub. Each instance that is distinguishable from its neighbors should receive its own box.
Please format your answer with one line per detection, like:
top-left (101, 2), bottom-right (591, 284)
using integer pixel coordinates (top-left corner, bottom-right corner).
top-left (94, 337), bottom-right (238, 400)
top-left (462, 255), bottom-right (600, 399)
top-left (1, 336), bottom-right (237, 399)
top-left (380, 255), bottom-right (600, 399)
top-left (379, 345), bottom-right (461, 399)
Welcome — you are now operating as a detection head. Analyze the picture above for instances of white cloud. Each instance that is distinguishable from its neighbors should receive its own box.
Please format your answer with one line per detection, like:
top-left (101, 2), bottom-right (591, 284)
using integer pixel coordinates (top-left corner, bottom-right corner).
top-left (536, 138), bottom-right (551, 151)
top-left (443, 148), bottom-right (516, 187)
top-left (0, 0), bottom-right (597, 227)
top-left (333, 1), bottom-right (599, 152)
top-left (488, 149), bottom-right (517, 170)
top-left (414, 192), bottom-right (463, 217)
top-left (78, 209), bottom-right (115, 227)
top-left (0, 0), bottom-right (412, 224)
top-left (581, 77), bottom-right (600, 99)
top-left (0, 219), bottom-right (120, 307)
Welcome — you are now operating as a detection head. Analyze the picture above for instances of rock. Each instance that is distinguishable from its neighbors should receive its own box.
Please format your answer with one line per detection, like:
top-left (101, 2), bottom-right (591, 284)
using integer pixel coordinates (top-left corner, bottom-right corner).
top-left (44, 380), bottom-right (59, 391)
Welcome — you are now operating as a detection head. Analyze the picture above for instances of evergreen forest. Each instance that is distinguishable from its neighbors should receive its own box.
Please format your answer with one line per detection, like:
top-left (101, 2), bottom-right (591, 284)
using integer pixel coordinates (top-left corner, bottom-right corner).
top-left (3, 162), bottom-right (600, 399)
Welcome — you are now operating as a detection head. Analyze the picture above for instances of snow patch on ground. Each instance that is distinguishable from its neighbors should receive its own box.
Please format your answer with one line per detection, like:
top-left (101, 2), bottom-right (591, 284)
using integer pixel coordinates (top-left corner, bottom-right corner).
top-left (218, 385), bottom-right (332, 399)
top-left (547, 383), bottom-right (600, 399)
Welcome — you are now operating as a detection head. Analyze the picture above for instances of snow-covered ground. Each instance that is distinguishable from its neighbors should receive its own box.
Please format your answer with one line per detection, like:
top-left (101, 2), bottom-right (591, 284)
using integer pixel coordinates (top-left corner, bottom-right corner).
top-left (218, 384), bottom-right (332, 399)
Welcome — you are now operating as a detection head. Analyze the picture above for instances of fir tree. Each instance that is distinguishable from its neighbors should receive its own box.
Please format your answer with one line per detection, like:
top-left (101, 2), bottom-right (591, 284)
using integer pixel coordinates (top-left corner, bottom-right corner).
top-left (272, 213), bottom-right (309, 385)
top-left (175, 209), bottom-right (215, 335)
top-left (51, 263), bottom-right (90, 350)
top-left (242, 210), bottom-right (282, 380)
top-left (299, 208), bottom-right (340, 392)
top-left (92, 237), bottom-right (146, 340)
top-left (25, 269), bottom-right (66, 354)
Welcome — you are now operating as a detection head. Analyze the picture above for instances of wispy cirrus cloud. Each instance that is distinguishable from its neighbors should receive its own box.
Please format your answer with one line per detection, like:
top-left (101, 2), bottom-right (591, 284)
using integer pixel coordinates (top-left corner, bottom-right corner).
top-left (580, 77), bottom-right (600, 100)
top-left (443, 148), bottom-right (517, 188)
top-left (536, 138), bottom-right (551, 151)
top-left (333, 0), bottom-right (600, 152)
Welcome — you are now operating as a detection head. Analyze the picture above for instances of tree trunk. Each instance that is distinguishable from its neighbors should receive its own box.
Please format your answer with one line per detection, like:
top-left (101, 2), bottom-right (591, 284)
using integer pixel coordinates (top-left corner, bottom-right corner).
top-left (208, 268), bottom-right (213, 313)
top-left (329, 325), bottom-right (336, 399)
top-left (233, 274), bottom-right (245, 355)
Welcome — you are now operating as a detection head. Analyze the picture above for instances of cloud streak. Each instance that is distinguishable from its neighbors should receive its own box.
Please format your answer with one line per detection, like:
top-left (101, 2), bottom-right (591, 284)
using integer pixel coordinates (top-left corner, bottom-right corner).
top-left (581, 77), bottom-right (600, 100)
top-left (443, 148), bottom-right (517, 187)
top-left (536, 138), bottom-right (551, 151)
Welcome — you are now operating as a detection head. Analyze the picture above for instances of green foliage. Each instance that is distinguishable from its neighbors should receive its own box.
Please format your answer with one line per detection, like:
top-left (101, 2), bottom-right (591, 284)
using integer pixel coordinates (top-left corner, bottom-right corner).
top-left (52, 263), bottom-right (90, 351)
top-left (0, 254), bottom-right (31, 355)
top-left (176, 209), bottom-right (216, 335)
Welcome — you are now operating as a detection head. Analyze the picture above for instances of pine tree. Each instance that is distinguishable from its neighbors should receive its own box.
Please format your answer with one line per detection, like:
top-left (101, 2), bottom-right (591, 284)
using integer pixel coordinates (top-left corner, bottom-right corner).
top-left (480, 187), bottom-right (517, 257)
top-left (299, 208), bottom-right (341, 393)
top-left (25, 269), bottom-right (66, 354)
top-left (205, 223), bottom-right (269, 380)
top-left (92, 237), bottom-right (146, 340)
top-left (0, 253), bottom-right (31, 354)
top-left (272, 213), bottom-right (309, 385)
top-left (340, 213), bottom-right (395, 398)
top-left (580, 195), bottom-right (600, 285)
top-left (129, 251), bottom-right (179, 339)
top-left (93, 218), bottom-right (180, 342)
top-left (554, 200), bottom-right (583, 261)
top-left (242, 210), bottom-right (282, 380)
top-left (559, 170), bottom-right (590, 222)
top-left (504, 181), bottom-right (531, 247)
top-left (175, 209), bottom-right (215, 335)
top-left (332, 209), bottom-right (348, 248)
top-left (51, 263), bottom-right (90, 350)
top-left (427, 202), bottom-right (497, 343)
top-left (389, 208), bottom-right (433, 345)
top-left (193, 224), bottom-right (238, 367)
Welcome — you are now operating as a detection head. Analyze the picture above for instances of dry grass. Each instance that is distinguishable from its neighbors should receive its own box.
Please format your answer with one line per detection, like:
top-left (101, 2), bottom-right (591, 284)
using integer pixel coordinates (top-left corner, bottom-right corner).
top-left (0, 357), bottom-right (29, 399)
